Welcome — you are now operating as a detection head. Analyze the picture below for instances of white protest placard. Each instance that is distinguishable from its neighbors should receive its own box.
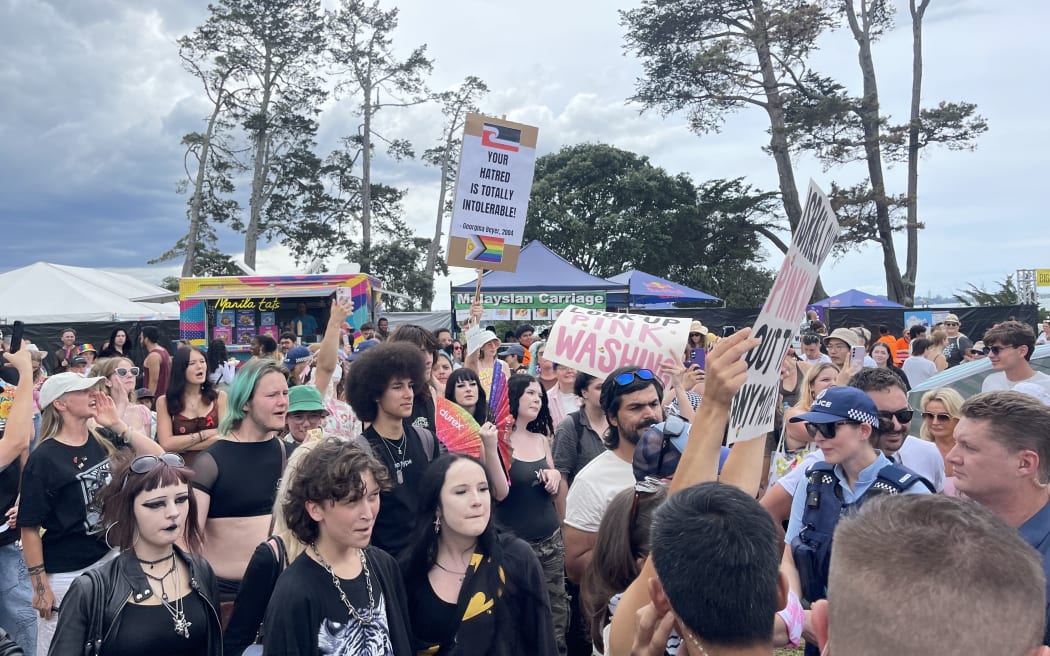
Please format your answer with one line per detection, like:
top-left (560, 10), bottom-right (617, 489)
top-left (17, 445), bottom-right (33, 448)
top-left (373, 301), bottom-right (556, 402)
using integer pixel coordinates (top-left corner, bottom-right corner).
top-left (446, 113), bottom-right (539, 273)
top-left (728, 181), bottom-right (840, 444)
top-left (544, 306), bottom-right (690, 387)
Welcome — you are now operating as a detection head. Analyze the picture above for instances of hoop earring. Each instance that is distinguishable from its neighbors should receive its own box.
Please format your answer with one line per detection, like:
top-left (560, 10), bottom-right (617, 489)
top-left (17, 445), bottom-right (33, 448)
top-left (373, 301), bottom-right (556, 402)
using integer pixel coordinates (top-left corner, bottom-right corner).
top-left (104, 521), bottom-right (119, 550)
top-left (433, 515), bottom-right (441, 534)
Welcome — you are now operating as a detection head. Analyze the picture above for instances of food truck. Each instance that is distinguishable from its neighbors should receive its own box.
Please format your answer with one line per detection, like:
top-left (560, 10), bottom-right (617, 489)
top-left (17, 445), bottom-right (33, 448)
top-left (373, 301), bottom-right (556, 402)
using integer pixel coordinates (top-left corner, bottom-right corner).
top-left (178, 273), bottom-right (380, 353)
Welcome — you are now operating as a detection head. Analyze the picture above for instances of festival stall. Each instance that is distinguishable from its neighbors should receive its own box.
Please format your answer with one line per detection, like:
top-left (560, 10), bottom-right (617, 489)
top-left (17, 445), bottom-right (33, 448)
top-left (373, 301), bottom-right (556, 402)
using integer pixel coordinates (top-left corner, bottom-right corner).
top-left (179, 273), bottom-right (379, 352)
top-left (448, 241), bottom-right (625, 324)
top-left (605, 269), bottom-right (722, 310)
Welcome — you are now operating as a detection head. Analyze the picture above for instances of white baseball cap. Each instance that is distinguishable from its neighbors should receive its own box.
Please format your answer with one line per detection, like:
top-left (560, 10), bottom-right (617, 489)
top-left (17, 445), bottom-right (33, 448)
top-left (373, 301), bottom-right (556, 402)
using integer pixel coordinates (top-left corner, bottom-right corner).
top-left (39, 373), bottom-right (106, 410)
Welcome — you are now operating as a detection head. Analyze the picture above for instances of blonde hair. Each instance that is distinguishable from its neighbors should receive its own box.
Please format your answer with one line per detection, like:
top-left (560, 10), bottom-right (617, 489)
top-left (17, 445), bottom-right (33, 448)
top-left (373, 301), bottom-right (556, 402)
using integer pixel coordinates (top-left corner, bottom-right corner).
top-left (794, 363), bottom-right (839, 412)
top-left (92, 357), bottom-right (136, 404)
top-left (928, 329), bottom-right (948, 349)
top-left (38, 395), bottom-right (118, 458)
top-left (268, 438), bottom-right (319, 564)
top-left (918, 387), bottom-right (964, 441)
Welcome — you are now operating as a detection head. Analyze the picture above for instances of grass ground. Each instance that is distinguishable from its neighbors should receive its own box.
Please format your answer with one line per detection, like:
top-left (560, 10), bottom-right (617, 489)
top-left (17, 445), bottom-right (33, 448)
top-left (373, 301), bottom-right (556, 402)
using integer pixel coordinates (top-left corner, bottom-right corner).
top-left (776, 648), bottom-right (806, 655)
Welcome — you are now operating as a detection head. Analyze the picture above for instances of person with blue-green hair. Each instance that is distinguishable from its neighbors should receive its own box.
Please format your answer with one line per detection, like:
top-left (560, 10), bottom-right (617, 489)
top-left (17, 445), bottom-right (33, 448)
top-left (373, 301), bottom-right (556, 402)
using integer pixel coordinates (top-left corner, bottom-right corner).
top-left (191, 358), bottom-right (295, 604)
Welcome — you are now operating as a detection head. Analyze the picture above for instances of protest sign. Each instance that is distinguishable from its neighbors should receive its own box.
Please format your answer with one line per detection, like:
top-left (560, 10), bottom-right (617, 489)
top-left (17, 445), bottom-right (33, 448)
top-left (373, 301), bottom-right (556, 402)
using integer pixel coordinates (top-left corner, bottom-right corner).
top-left (728, 181), bottom-right (840, 444)
top-left (544, 305), bottom-right (690, 387)
top-left (447, 113), bottom-right (539, 272)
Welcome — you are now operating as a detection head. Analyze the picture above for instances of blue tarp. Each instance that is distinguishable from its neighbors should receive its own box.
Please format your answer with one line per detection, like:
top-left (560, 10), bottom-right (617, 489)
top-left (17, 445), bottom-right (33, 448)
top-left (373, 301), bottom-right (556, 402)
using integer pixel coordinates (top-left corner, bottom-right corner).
top-left (813, 289), bottom-right (905, 308)
top-left (449, 241), bottom-right (625, 293)
top-left (606, 269), bottom-right (721, 307)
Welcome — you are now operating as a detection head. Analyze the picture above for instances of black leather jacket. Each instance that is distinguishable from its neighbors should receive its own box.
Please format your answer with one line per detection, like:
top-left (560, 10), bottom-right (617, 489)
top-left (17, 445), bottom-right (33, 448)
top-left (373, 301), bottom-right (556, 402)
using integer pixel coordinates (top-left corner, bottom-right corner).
top-left (49, 547), bottom-right (222, 656)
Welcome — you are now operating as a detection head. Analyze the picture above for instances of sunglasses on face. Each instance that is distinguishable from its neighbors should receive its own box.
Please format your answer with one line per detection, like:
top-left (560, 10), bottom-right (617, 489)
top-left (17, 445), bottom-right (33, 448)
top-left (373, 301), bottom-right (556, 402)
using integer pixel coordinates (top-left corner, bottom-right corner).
top-left (122, 453), bottom-right (185, 490)
top-left (116, 367), bottom-right (141, 377)
top-left (878, 409), bottom-right (914, 426)
top-left (981, 345), bottom-right (1014, 356)
top-left (922, 412), bottom-right (954, 422)
top-left (614, 369), bottom-right (656, 386)
top-left (944, 322), bottom-right (959, 327)
top-left (805, 421), bottom-right (861, 440)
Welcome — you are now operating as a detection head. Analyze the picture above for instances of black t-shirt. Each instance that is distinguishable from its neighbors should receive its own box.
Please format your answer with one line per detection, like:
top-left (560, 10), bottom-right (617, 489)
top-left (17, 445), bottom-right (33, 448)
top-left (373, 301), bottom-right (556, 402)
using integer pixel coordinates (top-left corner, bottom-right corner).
top-left (364, 426), bottom-right (430, 557)
top-left (409, 578), bottom-right (459, 648)
top-left (407, 395), bottom-right (436, 433)
top-left (192, 439), bottom-right (294, 518)
top-left (262, 550), bottom-right (406, 655)
top-left (103, 591), bottom-right (208, 656)
top-left (0, 458), bottom-right (20, 549)
top-left (18, 436), bottom-right (118, 572)
top-left (944, 335), bottom-right (973, 368)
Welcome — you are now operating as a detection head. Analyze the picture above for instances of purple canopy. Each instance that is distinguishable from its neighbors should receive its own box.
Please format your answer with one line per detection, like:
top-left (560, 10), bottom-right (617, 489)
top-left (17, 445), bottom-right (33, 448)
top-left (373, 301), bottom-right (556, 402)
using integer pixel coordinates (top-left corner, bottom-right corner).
top-left (606, 269), bottom-right (721, 307)
top-left (813, 289), bottom-right (904, 308)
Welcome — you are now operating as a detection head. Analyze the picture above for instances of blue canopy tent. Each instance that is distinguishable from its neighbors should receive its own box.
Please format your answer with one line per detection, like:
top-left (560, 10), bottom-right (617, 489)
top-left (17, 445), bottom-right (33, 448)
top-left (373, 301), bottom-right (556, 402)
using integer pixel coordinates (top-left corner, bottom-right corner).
top-left (449, 241), bottom-right (625, 324)
top-left (813, 289), bottom-right (905, 308)
top-left (605, 269), bottom-right (722, 310)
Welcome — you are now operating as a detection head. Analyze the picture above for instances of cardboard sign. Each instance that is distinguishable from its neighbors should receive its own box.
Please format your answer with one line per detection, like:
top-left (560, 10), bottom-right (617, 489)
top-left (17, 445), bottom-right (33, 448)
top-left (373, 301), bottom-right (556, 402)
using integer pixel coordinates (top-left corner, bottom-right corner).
top-left (544, 305), bottom-right (690, 387)
top-left (446, 113), bottom-right (539, 272)
top-left (728, 181), bottom-right (840, 444)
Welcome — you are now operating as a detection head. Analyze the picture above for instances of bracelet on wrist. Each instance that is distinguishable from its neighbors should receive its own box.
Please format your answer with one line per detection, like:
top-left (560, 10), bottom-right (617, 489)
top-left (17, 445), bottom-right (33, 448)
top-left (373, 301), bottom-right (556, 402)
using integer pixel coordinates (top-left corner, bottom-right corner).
top-left (27, 565), bottom-right (45, 575)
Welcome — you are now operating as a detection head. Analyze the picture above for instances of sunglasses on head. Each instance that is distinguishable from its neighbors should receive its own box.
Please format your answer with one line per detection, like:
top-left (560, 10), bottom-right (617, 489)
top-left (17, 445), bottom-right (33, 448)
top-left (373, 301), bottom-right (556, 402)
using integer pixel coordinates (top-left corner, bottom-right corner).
top-left (630, 476), bottom-right (667, 525)
top-left (921, 412), bottom-right (953, 422)
top-left (614, 369), bottom-right (656, 387)
top-left (878, 409), bottom-right (914, 426)
top-left (121, 453), bottom-right (185, 490)
top-left (116, 367), bottom-right (140, 377)
top-left (805, 421), bottom-right (861, 440)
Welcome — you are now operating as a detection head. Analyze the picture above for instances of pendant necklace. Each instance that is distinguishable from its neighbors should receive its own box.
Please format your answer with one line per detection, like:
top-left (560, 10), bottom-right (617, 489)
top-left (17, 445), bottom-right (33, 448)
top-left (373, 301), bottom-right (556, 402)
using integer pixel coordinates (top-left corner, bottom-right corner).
top-left (136, 552), bottom-right (174, 571)
top-left (379, 433), bottom-right (407, 484)
top-left (143, 553), bottom-right (191, 638)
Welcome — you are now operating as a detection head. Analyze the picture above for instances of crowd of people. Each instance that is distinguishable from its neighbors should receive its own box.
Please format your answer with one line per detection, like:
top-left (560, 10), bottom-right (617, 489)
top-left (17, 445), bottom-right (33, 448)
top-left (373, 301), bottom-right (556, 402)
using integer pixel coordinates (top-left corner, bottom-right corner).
top-left (0, 304), bottom-right (1047, 656)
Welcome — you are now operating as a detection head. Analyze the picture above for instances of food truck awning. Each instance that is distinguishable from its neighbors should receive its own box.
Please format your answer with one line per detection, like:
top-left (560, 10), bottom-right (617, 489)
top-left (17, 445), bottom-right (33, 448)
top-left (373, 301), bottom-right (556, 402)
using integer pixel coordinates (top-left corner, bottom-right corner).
top-left (186, 285), bottom-right (341, 300)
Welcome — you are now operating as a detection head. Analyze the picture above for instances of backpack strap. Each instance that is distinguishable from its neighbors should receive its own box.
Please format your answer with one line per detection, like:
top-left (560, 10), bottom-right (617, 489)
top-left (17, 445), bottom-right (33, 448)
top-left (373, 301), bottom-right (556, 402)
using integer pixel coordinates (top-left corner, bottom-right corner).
top-left (84, 568), bottom-right (106, 656)
top-left (571, 410), bottom-right (586, 455)
top-left (414, 426), bottom-right (441, 462)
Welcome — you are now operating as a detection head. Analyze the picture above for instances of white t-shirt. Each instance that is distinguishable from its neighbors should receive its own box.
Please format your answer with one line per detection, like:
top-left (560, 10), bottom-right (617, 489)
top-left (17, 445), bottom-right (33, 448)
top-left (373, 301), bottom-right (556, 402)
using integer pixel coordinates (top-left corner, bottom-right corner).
top-left (776, 435), bottom-right (944, 496)
top-left (981, 370), bottom-right (1050, 395)
top-left (803, 353), bottom-right (832, 365)
top-left (564, 450), bottom-right (634, 533)
top-left (902, 356), bottom-right (938, 388)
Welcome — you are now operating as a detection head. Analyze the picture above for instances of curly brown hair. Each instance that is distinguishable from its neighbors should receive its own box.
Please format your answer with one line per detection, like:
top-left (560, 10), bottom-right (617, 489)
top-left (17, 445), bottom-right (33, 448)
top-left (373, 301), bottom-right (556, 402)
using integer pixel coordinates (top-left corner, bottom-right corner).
top-left (281, 439), bottom-right (392, 545)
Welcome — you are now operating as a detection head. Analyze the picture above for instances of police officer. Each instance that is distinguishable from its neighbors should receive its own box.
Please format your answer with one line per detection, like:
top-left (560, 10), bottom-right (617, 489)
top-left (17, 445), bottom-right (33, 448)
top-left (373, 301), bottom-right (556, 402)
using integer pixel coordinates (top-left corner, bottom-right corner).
top-left (784, 386), bottom-right (932, 654)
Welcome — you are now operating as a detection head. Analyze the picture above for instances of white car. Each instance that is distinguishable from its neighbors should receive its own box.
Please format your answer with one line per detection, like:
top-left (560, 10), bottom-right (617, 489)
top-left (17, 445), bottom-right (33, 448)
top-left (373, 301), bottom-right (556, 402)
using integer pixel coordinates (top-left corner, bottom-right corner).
top-left (907, 344), bottom-right (1050, 433)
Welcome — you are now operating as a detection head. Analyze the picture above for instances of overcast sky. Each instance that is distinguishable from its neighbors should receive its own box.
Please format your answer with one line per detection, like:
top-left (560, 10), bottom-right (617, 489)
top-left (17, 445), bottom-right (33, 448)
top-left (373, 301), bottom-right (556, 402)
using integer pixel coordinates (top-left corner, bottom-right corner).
top-left (1, 0), bottom-right (1045, 308)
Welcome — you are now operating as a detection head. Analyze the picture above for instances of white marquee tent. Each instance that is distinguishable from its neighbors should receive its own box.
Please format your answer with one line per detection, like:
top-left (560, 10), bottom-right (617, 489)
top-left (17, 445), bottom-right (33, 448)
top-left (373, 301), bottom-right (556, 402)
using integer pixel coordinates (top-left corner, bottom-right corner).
top-left (0, 262), bottom-right (179, 323)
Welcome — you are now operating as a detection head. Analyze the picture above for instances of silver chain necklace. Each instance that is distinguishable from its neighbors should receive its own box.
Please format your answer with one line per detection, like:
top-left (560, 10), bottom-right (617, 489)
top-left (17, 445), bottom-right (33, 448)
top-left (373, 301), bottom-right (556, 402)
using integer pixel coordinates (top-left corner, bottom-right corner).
top-left (143, 553), bottom-right (191, 638)
top-left (378, 433), bottom-right (407, 485)
top-left (311, 544), bottom-right (376, 624)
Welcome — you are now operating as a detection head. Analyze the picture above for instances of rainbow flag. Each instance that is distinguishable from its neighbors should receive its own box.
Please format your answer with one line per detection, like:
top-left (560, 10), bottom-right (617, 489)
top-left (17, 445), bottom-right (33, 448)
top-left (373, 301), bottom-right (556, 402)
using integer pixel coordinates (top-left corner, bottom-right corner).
top-left (469, 235), bottom-right (505, 264)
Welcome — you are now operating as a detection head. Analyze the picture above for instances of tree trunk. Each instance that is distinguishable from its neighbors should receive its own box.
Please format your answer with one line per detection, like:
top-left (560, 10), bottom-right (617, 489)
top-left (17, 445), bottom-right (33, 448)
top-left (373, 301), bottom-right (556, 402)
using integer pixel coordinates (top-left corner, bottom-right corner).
top-left (844, 1), bottom-right (906, 304)
top-left (424, 138), bottom-right (452, 280)
top-left (750, 0), bottom-right (828, 301)
top-left (359, 81), bottom-right (374, 274)
top-left (182, 91), bottom-right (225, 277)
top-left (245, 64), bottom-right (274, 271)
top-left (904, 0), bottom-right (931, 307)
